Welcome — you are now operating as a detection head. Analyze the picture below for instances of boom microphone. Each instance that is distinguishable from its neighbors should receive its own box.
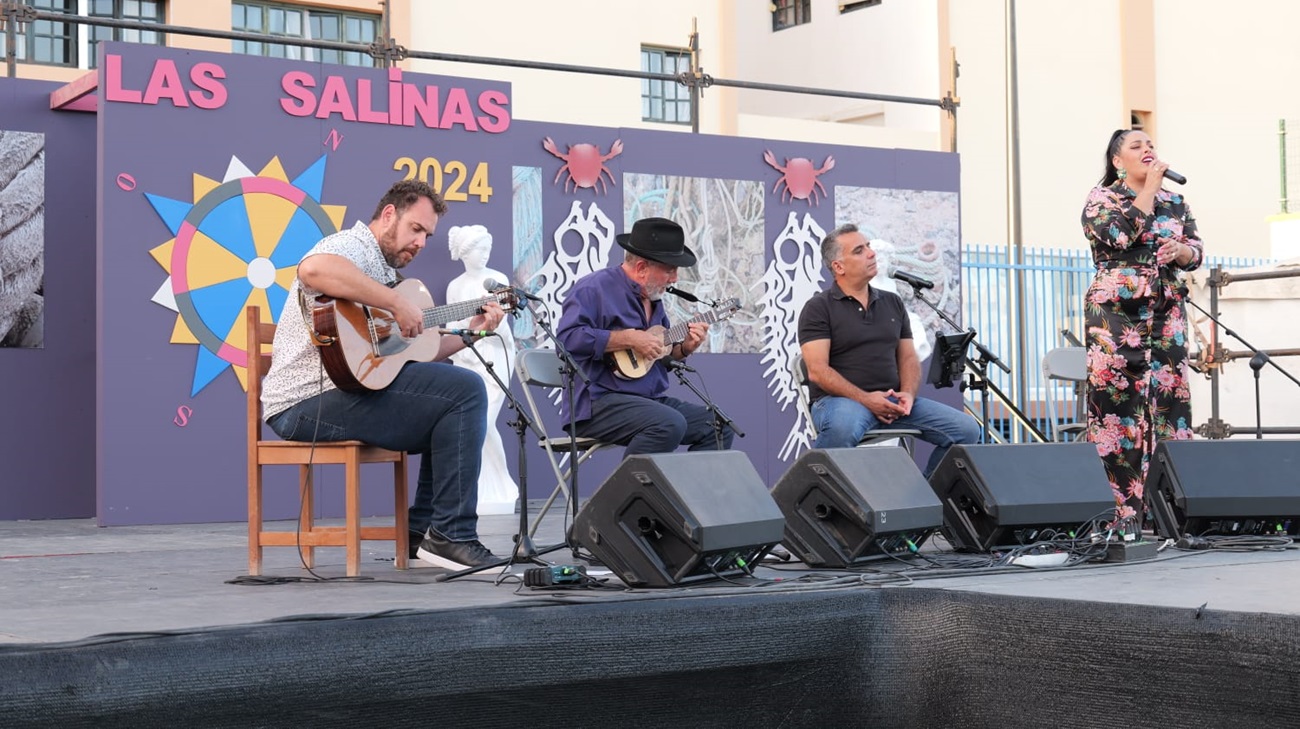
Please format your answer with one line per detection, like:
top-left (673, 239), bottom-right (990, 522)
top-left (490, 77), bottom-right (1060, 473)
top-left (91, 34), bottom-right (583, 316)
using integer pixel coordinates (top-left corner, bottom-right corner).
top-left (891, 271), bottom-right (935, 290)
top-left (483, 277), bottom-right (543, 302)
top-left (665, 286), bottom-right (700, 303)
top-left (439, 328), bottom-right (492, 337)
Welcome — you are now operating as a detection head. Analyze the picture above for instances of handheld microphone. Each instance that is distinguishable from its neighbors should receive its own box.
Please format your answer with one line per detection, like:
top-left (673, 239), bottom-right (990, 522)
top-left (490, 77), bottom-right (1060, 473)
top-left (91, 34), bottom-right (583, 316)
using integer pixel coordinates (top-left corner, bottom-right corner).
top-left (483, 278), bottom-right (543, 302)
top-left (1163, 168), bottom-right (1188, 185)
top-left (891, 270), bottom-right (935, 290)
top-left (665, 286), bottom-right (700, 303)
top-left (439, 328), bottom-right (493, 338)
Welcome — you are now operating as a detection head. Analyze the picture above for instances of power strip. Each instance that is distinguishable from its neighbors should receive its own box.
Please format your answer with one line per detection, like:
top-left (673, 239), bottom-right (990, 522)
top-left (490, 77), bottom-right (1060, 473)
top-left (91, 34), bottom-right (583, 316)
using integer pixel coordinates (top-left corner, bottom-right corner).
top-left (1009, 552), bottom-right (1070, 567)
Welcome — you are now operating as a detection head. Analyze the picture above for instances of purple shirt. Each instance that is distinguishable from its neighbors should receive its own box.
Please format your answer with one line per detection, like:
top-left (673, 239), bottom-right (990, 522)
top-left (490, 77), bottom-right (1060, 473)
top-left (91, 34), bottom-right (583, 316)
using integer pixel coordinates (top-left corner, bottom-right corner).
top-left (555, 265), bottom-right (671, 422)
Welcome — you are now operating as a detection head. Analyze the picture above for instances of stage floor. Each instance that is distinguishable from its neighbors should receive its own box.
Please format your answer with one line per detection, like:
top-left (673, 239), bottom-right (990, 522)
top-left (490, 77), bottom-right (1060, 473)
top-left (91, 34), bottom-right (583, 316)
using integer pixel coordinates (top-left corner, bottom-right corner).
top-left (5, 511), bottom-right (1300, 645)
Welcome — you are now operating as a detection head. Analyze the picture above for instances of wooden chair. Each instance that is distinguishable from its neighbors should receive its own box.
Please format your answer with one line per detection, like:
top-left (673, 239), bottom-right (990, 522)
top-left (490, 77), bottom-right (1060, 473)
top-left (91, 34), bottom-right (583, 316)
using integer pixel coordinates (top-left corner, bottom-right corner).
top-left (246, 306), bottom-right (409, 577)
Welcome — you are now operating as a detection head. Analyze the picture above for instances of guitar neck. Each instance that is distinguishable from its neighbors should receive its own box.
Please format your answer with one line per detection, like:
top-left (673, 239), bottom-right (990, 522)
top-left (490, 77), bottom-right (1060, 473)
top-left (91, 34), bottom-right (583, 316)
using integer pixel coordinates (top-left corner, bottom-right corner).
top-left (661, 309), bottom-right (725, 345)
top-left (420, 295), bottom-right (498, 328)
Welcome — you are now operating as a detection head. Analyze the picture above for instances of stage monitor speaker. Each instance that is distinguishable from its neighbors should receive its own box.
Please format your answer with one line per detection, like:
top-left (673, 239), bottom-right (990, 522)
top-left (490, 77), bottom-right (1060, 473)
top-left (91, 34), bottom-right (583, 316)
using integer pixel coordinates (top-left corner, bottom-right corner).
top-left (927, 443), bottom-right (1114, 552)
top-left (770, 447), bottom-right (942, 567)
top-left (572, 451), bottom-right (786, 588)
top-left (1146, 439), bottom-right (1300, 539)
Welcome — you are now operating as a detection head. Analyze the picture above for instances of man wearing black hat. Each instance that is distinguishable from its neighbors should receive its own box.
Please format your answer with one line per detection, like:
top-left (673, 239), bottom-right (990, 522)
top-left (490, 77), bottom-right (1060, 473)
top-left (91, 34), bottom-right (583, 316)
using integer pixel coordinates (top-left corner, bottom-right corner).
top-left (555, 217), bottom-right (734, 455)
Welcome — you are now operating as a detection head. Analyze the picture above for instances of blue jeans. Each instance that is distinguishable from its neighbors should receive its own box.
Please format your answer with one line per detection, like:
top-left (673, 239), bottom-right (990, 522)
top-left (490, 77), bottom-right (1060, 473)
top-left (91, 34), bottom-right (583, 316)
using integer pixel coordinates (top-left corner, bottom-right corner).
top-left (574, 393), bottom-right (734, 456)
top-left (811, 395), bottom-right (982, 477)
top-left (267, 362), bottom-right (487, 541)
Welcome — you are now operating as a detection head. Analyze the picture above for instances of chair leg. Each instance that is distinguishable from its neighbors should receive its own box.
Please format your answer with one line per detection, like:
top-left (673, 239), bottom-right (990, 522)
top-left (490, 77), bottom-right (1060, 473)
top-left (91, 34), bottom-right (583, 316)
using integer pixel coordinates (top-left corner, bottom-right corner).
top-left (393, 454), bottom-right (409, 570)
top-left (248, 463), bottom-right (263, 576)
top-left (298, 465), bottom-right (316, 569)
top-left (345, 449), bottom-right (361, 578)
top-left (528, 479), bottom-right (569, 539)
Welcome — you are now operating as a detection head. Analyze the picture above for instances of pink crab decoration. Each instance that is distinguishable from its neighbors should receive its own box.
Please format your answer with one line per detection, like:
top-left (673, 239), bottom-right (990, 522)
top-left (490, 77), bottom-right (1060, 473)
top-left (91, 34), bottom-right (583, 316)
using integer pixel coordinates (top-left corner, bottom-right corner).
top-left (763, 151), bottom-right (836, 205)
top-left (542, 137), bottom-right (625, 194)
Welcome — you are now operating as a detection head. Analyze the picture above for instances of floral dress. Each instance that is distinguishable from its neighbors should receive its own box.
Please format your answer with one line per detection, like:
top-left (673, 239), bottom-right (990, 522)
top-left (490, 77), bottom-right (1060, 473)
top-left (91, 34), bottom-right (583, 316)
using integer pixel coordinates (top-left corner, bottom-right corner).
top-left (1080, 181), bottom-right (1204, 522)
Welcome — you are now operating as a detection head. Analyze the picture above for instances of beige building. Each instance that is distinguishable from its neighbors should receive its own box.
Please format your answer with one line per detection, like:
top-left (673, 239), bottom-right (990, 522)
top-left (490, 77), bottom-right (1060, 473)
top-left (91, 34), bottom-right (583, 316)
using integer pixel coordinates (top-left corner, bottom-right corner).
top-left (6, 0), bottom-right (1298, 257)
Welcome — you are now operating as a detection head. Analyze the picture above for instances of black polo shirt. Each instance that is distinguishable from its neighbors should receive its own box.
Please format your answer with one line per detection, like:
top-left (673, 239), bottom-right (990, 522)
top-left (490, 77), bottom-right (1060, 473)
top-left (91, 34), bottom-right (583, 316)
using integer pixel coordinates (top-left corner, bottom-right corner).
top-left (797, 282), bottom-right (912, 401)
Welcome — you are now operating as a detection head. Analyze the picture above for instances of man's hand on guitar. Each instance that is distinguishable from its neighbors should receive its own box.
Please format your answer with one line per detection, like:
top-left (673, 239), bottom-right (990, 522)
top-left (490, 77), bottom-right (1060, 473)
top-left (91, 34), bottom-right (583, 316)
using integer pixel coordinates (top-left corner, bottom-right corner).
top-left (626, 328), bottom-right (671, 363)
top-left (679, 321), bottom-right (708, 357)
top-left (465, 302), bottom-right (506, 334)
top-left (393, 296), bottom-right (425, 338)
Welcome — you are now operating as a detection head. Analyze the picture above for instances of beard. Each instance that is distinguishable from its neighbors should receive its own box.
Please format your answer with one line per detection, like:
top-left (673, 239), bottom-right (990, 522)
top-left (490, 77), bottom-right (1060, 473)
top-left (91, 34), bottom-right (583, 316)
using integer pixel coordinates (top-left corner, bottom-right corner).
top-left (379, 229), bottom-right (411, 268)
top-left (644, 282), bottom-right (667, 301)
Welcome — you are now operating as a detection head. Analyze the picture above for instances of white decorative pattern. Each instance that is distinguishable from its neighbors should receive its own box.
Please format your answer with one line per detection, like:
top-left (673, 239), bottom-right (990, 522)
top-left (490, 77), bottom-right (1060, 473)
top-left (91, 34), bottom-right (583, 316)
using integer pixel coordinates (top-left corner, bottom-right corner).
top-left (526, 201), bottom-right (616, 344)
top-left (755, 212), bottom-right (825, 461)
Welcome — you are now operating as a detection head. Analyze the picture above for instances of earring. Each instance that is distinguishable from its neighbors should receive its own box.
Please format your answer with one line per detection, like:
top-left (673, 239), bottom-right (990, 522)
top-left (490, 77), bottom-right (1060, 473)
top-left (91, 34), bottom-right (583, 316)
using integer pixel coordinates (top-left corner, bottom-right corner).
top-left (1117, 168), bottom-right (1127, 180)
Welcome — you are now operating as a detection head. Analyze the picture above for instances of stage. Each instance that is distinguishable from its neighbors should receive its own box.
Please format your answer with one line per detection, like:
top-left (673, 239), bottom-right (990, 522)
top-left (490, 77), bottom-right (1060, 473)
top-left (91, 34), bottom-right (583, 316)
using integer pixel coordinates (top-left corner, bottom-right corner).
top-left (4, 512), bottom-right (1300, 727)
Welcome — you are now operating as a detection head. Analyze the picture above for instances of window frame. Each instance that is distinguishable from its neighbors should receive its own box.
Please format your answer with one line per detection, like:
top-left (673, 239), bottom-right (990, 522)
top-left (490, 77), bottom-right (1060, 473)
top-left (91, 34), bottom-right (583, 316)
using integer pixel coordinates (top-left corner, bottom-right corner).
top-left (0, 0), bottom-right (164, 69)
top-left (839, 0), bottom-right (882, 14)
top-left (772, 0), bottom-right (812, 32)
top-left (640, 45), bottom-right (692, 126)
top-left (231, 1), bottom-right (378, 68)
top-left (84, 0), bottom-right (166, 68)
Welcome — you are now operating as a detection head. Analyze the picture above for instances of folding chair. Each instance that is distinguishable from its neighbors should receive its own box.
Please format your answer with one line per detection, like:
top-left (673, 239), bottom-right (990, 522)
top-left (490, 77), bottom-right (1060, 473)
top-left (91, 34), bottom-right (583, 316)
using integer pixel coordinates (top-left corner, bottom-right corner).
top-left (792, 352), bottom-right (922, 454)
top-left (515, 348), bottom-right (618, 538)
top-left (1042, 346), bottom-right (1087, 441)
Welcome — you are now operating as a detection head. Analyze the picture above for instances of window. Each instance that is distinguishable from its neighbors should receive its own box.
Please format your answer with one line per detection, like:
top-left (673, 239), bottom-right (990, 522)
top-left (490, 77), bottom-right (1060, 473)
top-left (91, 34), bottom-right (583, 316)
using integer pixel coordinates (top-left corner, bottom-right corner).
top-left (1130, 110), bottom-right (1151, 132)
top-left (0, 0), bottom-right (163, 69)
top-left (232, 1), bottom-right (377, 67)
top-left (87, 0), bottom-right (165, 68)
top-left (839, 0), bottom-right (882, 13)
top-left (772, 0), bottom-right (811, 31)
top-left (3, 0), bottom-right (76, 66)
top-left (640, 46), bottom-right (691, 125)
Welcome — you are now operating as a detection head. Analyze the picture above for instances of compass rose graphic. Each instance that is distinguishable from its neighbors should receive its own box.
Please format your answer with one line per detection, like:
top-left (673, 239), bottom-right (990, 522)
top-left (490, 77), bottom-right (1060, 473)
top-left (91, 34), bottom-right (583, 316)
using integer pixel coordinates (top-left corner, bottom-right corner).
top-left (145, 155), bottom-right (345, 395)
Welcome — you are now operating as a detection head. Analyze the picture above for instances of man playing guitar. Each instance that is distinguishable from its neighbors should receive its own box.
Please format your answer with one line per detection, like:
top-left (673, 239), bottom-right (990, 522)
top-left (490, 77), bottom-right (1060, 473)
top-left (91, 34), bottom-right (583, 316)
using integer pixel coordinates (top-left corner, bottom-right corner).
top-left (261, 179), bottom-right (506, 571)
top-left (555, 217), bottom-right (735, 456)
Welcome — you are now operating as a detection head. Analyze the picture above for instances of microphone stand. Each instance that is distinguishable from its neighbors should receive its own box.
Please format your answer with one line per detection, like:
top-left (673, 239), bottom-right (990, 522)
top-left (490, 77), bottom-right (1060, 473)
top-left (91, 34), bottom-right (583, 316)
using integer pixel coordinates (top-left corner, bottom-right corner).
top-left (665, 359), bottom-right (744, 450)
top-left (903, 282), bottom-right (1047, 443)
top-left (436, 332), bottom-right (556, 583)
top-left (522, 299), bottom-right (590, 562)
top-left (1181, 290), bottom-right (1300, 440)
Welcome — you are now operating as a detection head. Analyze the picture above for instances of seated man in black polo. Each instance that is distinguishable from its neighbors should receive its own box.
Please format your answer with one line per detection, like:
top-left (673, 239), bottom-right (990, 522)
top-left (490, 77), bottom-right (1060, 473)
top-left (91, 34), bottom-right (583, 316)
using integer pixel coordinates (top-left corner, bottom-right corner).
top-left (798, 223), bottom-right (980, 476)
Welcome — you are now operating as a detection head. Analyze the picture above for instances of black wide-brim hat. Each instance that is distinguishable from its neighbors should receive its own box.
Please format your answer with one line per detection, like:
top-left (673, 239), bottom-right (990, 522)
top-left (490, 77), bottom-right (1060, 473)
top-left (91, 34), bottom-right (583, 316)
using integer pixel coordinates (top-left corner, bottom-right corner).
top-left (615, 217), bottom-right (697, 268)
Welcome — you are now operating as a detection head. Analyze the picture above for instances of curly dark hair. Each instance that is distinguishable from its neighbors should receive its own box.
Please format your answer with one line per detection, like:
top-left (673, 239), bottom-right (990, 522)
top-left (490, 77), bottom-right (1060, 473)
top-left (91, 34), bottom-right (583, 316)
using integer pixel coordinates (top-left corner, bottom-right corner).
top-left (370, 179), bottom-right (447, 221)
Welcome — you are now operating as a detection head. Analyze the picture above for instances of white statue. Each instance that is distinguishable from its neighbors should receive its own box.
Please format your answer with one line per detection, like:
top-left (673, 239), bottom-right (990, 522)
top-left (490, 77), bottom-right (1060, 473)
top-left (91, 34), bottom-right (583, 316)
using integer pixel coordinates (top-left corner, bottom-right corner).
top-left (870, 239), bottom-right (933, 364)
top-left (446, 225), bottom-right (518, 516)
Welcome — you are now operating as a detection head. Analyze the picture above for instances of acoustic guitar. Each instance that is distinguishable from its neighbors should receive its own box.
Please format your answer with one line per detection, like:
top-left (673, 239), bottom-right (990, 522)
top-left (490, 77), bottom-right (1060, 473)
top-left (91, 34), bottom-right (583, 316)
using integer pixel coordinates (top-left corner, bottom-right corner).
top-left (308, 278), bottom-right (517, 392)
top-left (607, 298), bottom-right (742, 380)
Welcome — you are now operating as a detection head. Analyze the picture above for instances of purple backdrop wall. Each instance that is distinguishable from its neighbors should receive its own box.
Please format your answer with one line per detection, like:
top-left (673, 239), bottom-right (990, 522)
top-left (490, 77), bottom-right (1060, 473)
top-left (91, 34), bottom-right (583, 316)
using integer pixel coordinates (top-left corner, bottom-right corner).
top-left (0, 78), bottom-right (96, 520)
top-left (95, 43), bottom-right (964, 526)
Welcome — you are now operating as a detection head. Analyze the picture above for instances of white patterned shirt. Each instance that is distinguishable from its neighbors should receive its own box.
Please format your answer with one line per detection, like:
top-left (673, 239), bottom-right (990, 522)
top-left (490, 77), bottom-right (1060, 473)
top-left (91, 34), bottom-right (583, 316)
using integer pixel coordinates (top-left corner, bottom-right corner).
top-left (260, 221), bottom-right (397, 419)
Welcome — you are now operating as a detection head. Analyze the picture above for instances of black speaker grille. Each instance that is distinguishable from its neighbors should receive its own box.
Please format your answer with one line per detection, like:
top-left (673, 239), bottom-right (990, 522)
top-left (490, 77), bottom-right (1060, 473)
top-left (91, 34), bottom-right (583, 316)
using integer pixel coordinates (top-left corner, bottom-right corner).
top-left (772, 448), bottom-right (942, 567)
top-left (928, 443), bottom-right (1114, 551)
top-left (574, 452), bottom-right (785, 587)
top-left (1146, 440), bottom-right (1300, 538)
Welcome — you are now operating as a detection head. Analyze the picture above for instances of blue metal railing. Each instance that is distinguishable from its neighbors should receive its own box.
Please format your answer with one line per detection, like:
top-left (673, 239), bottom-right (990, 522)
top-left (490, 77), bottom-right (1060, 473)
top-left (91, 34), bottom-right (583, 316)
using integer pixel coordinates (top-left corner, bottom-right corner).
top-left (961, 245), bottom-right (1272, 442)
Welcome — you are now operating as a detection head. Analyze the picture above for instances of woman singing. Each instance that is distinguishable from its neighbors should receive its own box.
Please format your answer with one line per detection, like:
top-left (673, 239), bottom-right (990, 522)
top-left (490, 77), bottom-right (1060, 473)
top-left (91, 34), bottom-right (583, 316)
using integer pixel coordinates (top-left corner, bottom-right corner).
top-left (1081, 129), bottom-right (1204, 527)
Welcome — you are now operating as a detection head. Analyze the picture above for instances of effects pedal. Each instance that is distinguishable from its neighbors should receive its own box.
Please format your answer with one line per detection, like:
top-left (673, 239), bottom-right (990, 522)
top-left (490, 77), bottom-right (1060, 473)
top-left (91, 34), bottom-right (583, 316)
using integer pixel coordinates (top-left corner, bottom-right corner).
top-left (523, 564), bottom-right (587, 587)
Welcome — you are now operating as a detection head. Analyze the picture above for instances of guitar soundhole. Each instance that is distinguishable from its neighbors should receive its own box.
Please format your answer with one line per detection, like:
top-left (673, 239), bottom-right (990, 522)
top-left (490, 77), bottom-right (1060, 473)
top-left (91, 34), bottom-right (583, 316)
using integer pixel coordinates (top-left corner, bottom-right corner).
top-left (370, 312), bottom-right (407, 357)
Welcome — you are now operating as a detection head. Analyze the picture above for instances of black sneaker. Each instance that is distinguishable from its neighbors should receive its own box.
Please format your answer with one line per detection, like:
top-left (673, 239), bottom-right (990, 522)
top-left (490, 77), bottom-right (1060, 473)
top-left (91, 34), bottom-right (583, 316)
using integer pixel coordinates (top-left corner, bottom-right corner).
top-left (416, 532), bottom-right (500, 570)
